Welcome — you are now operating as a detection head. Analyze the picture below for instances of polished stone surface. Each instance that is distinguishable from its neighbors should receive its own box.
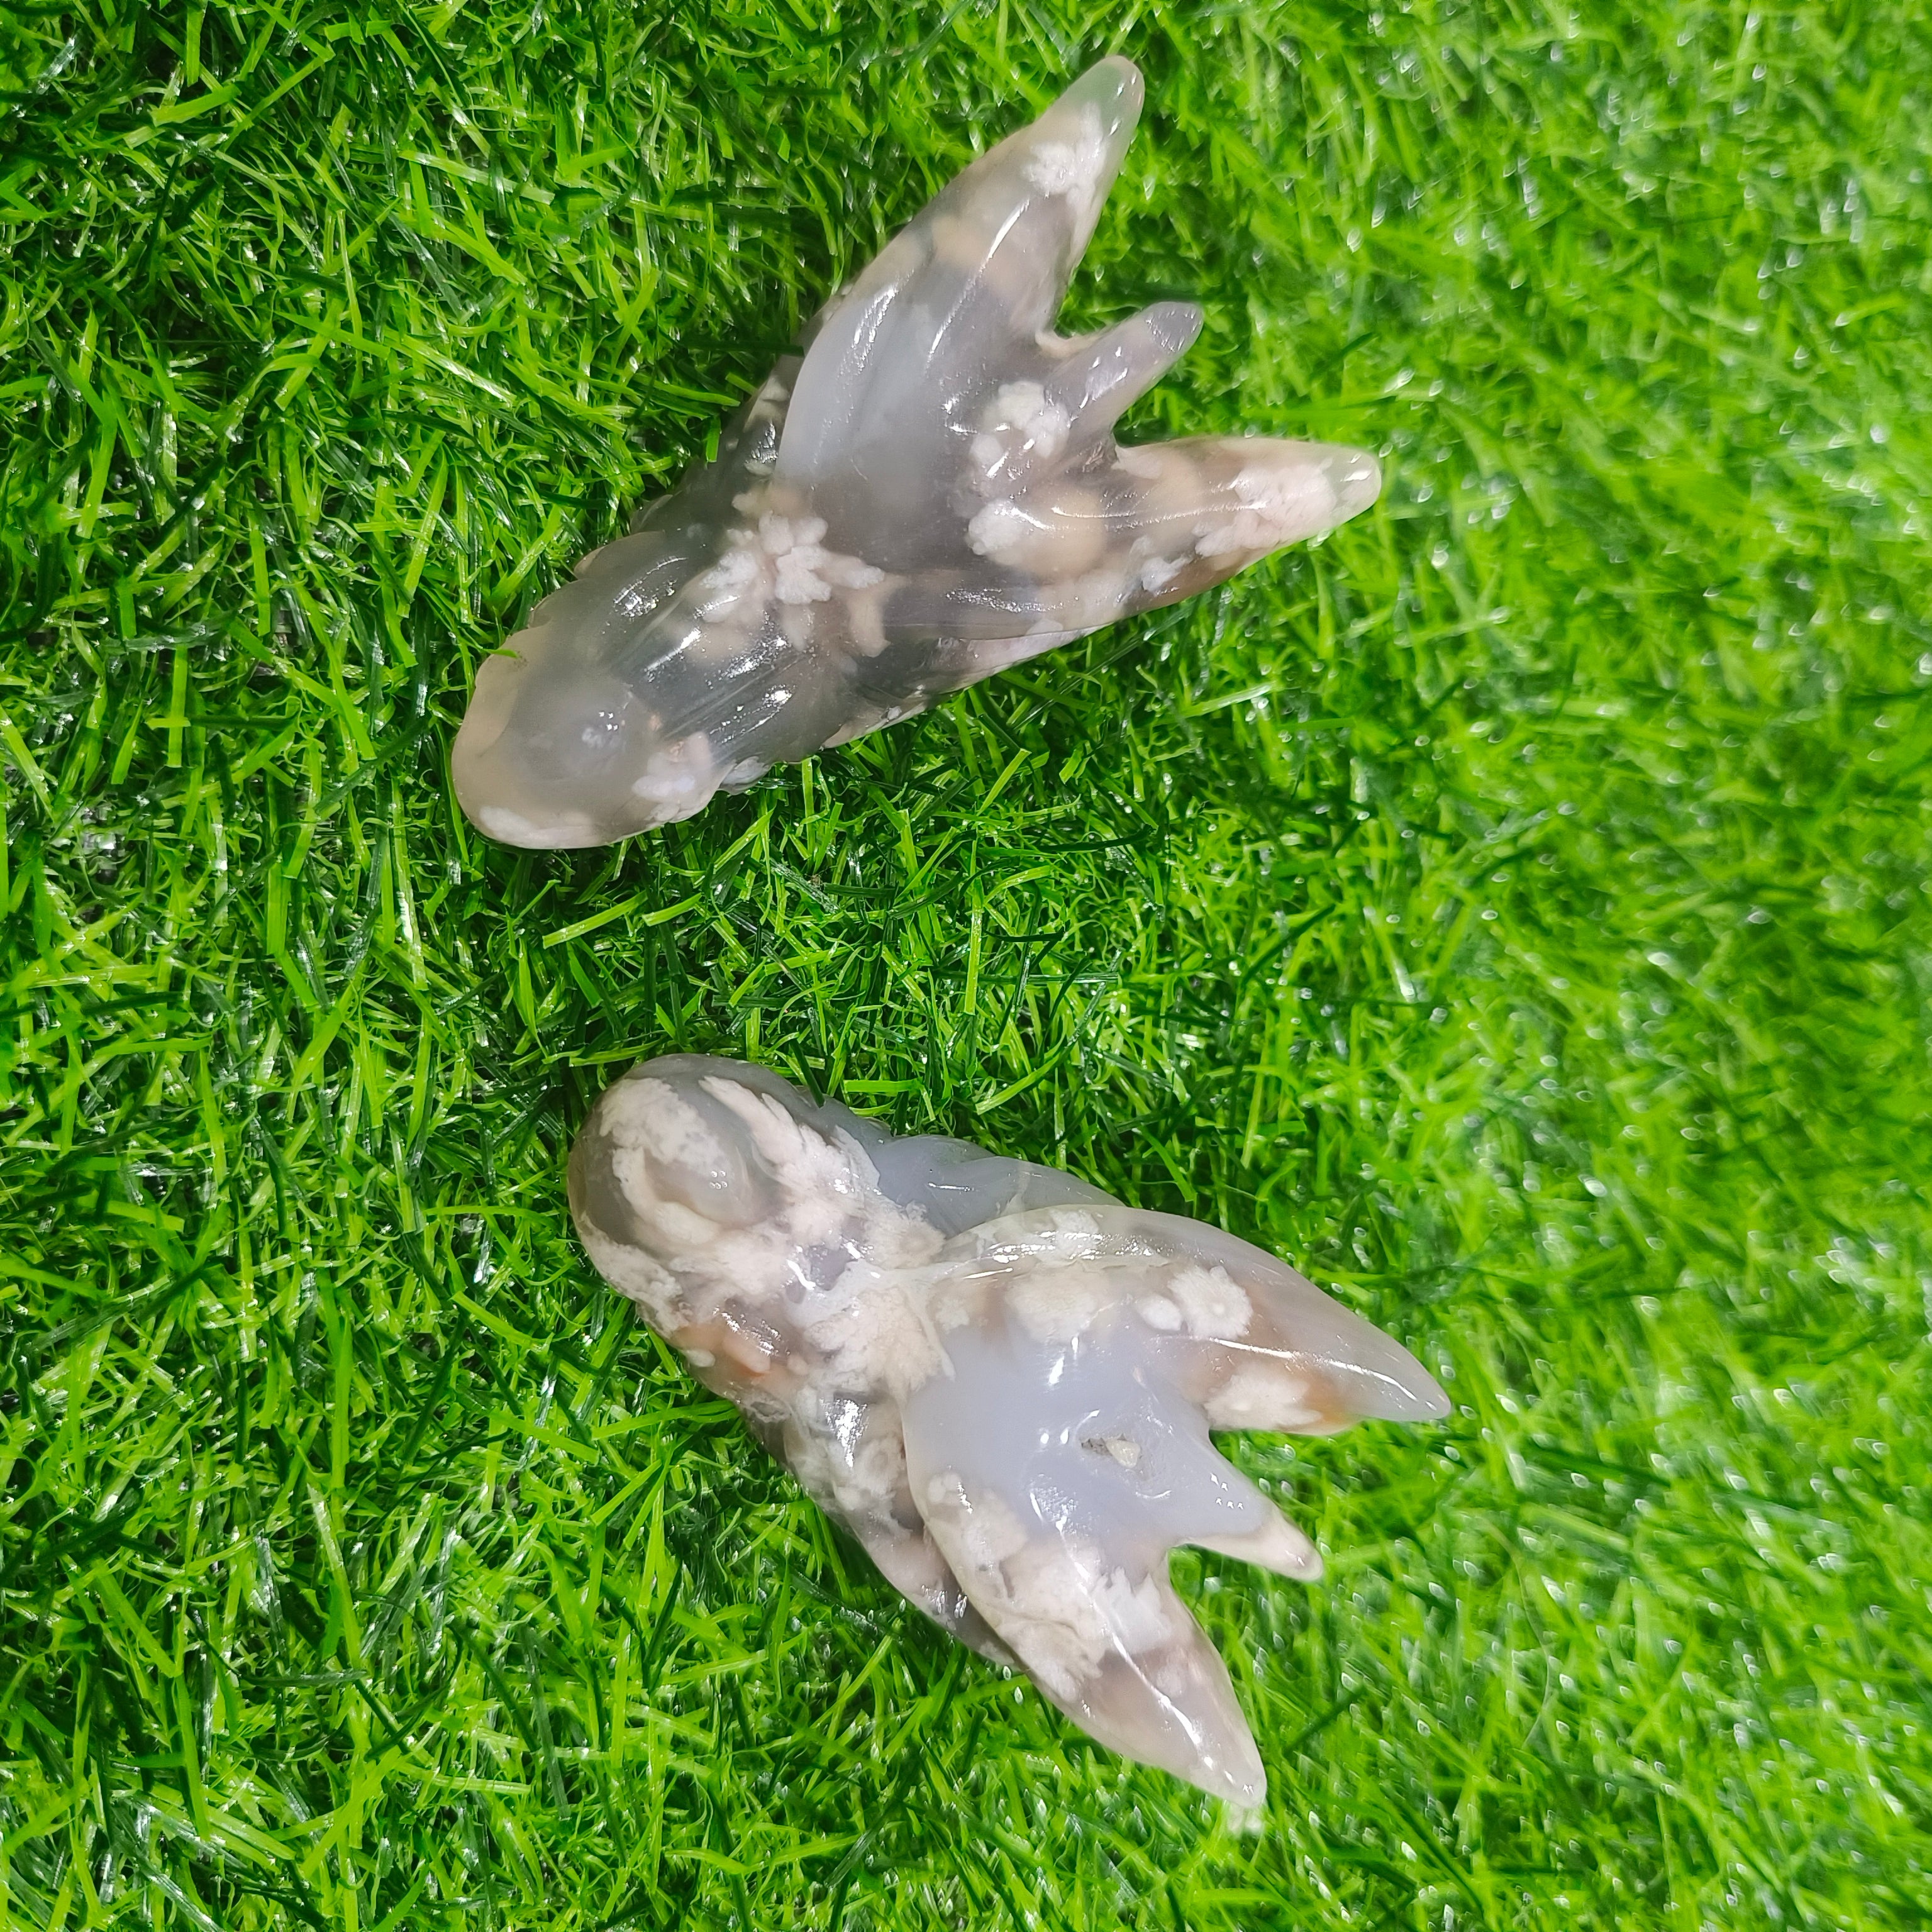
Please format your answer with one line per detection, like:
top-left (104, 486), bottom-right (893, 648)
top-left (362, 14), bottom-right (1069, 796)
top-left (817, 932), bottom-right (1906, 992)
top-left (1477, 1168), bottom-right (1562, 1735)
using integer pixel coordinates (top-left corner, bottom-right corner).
top-left (569, 1056), bottom-right (1446, 1802)
top-left (453, 58), bottom-right (1381, 847)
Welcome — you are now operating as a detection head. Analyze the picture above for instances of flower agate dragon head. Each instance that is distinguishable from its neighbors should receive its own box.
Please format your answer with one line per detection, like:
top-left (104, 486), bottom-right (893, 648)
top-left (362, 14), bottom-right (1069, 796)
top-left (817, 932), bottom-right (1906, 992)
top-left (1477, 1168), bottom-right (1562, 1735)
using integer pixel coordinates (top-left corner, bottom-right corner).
top-left (453, 58), bottom-right (1382, 848)
top-left (570, 1057), bottom-right (1447, 1803)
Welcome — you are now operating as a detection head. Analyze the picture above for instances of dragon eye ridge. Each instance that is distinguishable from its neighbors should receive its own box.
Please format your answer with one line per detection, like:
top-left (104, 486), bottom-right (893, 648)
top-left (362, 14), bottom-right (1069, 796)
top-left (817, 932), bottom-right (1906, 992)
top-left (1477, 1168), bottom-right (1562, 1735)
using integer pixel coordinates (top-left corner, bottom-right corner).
top-left (569, 1056), bottom-right (1447, 1804)
top-left (453, 57), bottom-right (1382, 849)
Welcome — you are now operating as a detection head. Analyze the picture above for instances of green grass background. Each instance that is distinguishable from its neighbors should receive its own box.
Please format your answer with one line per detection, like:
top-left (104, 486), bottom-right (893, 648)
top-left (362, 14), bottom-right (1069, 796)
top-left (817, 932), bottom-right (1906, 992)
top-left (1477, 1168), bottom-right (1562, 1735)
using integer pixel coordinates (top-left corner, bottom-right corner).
top-left (2, 1), bottom-right (1928, 1926)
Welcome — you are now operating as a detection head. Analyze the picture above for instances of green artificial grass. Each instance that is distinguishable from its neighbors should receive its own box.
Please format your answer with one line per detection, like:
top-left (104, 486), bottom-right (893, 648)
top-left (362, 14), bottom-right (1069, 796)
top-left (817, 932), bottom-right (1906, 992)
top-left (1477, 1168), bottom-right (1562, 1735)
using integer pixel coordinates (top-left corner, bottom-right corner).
top-left (1, 1), bottom-right (1928, 1926)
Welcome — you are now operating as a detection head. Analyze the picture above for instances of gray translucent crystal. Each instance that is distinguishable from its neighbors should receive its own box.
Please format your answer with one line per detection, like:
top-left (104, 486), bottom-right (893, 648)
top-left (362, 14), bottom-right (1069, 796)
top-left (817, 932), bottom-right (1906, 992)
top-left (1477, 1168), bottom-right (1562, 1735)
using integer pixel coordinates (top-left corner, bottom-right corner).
top-left (454, 57), bottom-right (1382, 848)
top-left (569, 1057), bottom-right (1447, 1803)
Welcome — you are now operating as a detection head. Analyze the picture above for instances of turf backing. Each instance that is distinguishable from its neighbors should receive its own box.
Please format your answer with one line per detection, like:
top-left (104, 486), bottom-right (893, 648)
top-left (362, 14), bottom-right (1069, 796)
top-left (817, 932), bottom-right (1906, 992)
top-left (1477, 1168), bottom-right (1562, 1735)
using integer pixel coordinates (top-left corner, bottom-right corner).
top-left (1, 3), bottom-right (1928, 1928)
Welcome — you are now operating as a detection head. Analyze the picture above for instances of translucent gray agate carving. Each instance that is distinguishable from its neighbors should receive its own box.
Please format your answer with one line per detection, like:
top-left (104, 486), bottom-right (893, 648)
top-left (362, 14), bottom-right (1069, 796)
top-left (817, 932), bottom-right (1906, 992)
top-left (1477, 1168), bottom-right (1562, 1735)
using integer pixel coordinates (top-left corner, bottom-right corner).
top-left (570, 1057), bottom-right (1447, 1802)
top-left (453, 57), bottom-right (1382, 848)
